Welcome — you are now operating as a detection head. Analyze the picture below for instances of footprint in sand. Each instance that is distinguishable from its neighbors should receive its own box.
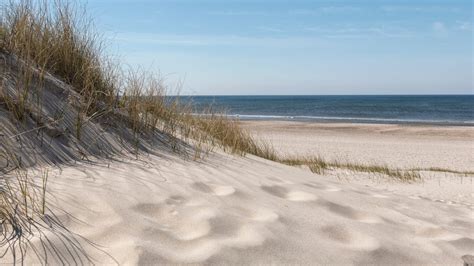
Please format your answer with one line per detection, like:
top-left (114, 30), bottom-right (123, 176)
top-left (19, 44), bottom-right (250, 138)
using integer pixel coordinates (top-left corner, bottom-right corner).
top-left (192, 182), bottom-right (236, 196)
top-left (321, 201), bottom-right (382, 224)
top-left (133, 195), bottom-right (274, 263)
top-left (261, 185), bottom-right (317, 202)
top-left (320, 224), bottom-right (380, 251)
top-left (133, 197), bottom-right (216, 241)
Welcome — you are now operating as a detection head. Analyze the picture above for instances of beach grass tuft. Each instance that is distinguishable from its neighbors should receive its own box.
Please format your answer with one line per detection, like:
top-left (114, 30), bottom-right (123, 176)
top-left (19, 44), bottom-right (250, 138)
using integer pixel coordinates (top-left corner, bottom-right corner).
top-left (279, 156), bottom-right (421, 182)
top-left (1, 0), bottom-right (118, 113)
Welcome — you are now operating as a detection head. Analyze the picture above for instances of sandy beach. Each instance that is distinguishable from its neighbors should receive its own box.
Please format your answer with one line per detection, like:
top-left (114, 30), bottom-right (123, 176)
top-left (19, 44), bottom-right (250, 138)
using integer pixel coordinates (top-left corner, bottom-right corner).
top-left (2, 121), bottom-right (472, 264)
top-left (1, 1), bottom-right (473, 264)
top-left (241, 120), bottom-right (474, 171)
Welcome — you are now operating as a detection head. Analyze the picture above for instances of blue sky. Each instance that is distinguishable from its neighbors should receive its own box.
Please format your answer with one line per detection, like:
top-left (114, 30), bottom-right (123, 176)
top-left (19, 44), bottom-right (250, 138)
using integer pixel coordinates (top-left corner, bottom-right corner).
top-left (86, 0), bottom-right (472, 95)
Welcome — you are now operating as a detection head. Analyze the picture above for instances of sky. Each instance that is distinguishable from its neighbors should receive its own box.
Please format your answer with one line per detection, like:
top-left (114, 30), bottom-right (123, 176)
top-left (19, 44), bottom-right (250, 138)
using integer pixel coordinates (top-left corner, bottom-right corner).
top-left (84, 0), bottom-right (472, 95)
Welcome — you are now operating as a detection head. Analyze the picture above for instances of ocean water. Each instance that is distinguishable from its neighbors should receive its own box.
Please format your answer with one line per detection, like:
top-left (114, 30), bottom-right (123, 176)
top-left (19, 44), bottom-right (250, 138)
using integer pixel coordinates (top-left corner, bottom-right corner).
top-left (186, 95), bottom-right (474, 126)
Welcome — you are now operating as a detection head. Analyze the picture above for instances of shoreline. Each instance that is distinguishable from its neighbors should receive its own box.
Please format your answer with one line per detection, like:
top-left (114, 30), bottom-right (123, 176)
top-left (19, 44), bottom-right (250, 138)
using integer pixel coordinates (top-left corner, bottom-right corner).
top-left (2, 0), bottom-right (472, 263)
top-left (233, 116), bottom-right (474, 127)
top-left (188, 94), bottom-right (474, 127)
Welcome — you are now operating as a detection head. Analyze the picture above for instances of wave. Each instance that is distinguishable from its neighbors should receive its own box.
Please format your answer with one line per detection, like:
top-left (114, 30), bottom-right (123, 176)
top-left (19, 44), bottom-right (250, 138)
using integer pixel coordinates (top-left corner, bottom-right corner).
top-left (192, 113), bottom-right (474, 125)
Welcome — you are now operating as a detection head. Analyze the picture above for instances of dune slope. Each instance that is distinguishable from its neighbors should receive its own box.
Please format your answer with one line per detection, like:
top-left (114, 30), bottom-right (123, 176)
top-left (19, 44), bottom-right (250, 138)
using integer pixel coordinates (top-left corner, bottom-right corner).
top-left (3, 151), bottom-right (472, 264)
top-left (0, 51), bottom-right (184, 172)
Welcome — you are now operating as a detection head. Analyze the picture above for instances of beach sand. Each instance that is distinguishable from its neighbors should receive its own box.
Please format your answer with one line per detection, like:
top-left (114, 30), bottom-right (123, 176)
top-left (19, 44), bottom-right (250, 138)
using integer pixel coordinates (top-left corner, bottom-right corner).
top-left (241, 120), bottom-right (474, 171)
top-left (2, 1), bottom-right (473, 264)
top-left (3, 122), bottom-right (473, 265)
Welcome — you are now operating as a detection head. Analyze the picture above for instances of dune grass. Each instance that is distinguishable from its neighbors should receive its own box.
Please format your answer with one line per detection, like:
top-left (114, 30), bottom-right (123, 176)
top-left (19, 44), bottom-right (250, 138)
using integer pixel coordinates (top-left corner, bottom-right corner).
top-left (0, 0), bottom-right (256, 150)
top-left (1, 0), bottom-right (118, 113)
top-left (1, 0), bottom-right (472, 259)
top-left (279, 156), bottom-right (422, 181)
top-left (184, 110), bottom-right (278, 159)
top-left (0, 0), bottom-right (280, 245)
top-left (412, 167), bottom-right (474, 176)
top-left (279, 155), bottom-right (474, 181)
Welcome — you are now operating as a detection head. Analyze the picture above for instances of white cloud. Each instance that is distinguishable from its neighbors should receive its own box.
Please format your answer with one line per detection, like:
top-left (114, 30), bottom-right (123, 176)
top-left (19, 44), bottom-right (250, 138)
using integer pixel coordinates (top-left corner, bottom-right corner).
top-left (432, 22), bottom-right (447, 34)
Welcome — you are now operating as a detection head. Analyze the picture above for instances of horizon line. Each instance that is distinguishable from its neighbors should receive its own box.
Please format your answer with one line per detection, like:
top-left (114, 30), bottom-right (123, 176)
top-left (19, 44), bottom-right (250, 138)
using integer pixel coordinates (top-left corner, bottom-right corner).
top-left (175, 93), bottom-right (474, 97)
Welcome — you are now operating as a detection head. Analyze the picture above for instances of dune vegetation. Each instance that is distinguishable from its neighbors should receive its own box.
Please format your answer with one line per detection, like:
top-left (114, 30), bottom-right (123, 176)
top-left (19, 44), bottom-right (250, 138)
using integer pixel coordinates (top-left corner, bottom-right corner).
top-left (0, 0), bottom-right (277, 249)
top-left (280, 156), bottom-right (421, 181)
top-left (2, 0), bottom-right (468, 259)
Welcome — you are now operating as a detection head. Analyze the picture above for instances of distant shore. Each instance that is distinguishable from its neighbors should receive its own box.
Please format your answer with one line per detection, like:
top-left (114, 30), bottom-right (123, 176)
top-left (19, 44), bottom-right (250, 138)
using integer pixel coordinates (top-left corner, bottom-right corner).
top-left (241, 120), bottom-right (474, 171)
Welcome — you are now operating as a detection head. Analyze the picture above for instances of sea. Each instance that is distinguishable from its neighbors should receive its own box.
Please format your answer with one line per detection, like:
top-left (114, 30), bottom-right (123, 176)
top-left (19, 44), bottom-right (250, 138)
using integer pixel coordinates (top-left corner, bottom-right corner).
top-left (185, 95), bottom-right (474, 126)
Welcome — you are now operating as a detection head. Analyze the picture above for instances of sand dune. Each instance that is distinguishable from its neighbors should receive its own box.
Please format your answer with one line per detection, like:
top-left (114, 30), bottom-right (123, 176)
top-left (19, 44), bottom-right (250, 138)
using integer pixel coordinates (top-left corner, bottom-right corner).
top-left (1, 2), bottom-right (472, 264)
top-left (3, 151), bottom-right (471, 264)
